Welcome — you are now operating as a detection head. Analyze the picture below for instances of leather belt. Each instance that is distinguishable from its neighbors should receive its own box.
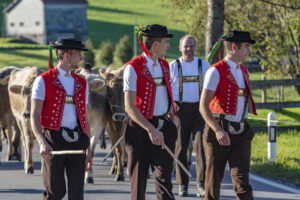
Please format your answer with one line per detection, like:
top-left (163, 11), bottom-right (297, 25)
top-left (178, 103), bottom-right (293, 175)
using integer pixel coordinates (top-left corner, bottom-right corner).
top-left (153, 77), bottom-right (165, 86)
top-left (213, 114), bottom-right (246, 135)
top-left (65, 95), bottom-right (74, 104)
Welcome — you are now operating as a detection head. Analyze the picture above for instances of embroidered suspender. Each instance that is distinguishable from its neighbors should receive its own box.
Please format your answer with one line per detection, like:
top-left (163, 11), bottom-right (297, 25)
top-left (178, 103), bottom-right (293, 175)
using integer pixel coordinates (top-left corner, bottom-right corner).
top-left (176, 58), bottom-right (203, 103)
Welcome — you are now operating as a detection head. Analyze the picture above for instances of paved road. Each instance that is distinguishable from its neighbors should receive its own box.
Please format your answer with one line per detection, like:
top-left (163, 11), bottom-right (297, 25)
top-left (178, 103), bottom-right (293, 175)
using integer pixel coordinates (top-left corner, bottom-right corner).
top-left (1, 140), bottom-right (300, 200)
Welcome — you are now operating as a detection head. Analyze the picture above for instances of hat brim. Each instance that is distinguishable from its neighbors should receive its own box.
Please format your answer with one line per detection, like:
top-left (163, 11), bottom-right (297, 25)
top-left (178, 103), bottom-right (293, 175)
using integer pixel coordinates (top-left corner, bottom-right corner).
top-left (52, 45), bottom-right (88, 51)
top-left (221, 36), bottom-right (255, 44)
top-left (142, 32), bottom-right (173, 38)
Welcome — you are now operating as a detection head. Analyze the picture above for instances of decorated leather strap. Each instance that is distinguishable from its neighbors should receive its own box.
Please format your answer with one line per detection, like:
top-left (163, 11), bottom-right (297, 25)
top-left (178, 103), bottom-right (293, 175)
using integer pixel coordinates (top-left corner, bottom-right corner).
top-left (176, 58), bottom-right (203, 103)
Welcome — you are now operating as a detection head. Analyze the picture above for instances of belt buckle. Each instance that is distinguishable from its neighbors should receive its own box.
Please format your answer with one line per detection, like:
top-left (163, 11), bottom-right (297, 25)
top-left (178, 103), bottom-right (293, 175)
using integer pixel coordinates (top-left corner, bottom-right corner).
top-left (65, 96), bottom-right (74, 104)
top-left (238, 89), bottom-right (248, 96)
top-left (62, 128), bottom-right (79, 142)
top-left (228, 122), bottom-right (244, 134)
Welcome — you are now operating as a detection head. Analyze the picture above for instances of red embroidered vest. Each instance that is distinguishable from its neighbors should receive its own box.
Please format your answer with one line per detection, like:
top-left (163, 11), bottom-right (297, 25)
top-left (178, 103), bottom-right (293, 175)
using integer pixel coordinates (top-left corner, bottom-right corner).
top-left (40, 67), bottom-right (87, 132)
top-left (126, 54), bottom-right (176, 119)
top-left (209, 60), bottom-right (257, 115)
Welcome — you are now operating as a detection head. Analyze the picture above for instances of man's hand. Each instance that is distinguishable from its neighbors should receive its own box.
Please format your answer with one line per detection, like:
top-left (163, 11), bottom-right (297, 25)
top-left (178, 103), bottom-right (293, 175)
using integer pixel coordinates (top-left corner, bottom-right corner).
top-left (215, 129), bottom-right (230, 146)
top-left (85, 148), bottom-right (92, 171)
top-left (39, 141), bottom-right (53, 159)
top-left (147, 127), bottom-right (165, 149)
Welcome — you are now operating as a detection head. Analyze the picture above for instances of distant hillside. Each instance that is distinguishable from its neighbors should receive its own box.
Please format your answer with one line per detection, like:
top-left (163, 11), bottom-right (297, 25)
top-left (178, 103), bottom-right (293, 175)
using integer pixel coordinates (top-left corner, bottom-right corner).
top-left (0, 0), bottom-right (188, 69)
top-left (87, 0), bottom-right (186, 60)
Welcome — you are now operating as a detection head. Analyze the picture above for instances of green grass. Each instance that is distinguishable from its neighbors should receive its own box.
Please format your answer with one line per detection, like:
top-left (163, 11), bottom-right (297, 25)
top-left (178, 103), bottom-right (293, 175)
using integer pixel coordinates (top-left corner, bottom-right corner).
top-left (251, 130), bottom-right (300, 186)
top-left (248, 108), bottom-right (300, 127)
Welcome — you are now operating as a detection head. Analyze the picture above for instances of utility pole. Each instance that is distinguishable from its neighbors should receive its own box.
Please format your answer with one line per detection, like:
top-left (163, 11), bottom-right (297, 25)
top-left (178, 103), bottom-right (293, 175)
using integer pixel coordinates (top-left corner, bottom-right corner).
top-left (2, 3), bottom-right (6, 43)
top-left (133, 12), bottom-right (137, 57)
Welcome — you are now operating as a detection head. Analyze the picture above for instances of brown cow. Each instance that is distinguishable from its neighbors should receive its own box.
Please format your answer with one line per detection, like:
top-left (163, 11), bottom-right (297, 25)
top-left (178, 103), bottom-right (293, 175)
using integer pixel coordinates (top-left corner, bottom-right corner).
top-left (100, 67), bottom-right (128, 181)
top-left (80, 67), bottom-right (128, 183)
top-left (8, 67), bottom-right (43, 174)
top-left (0, 66), bottom-right (22, 161)
top-left (78, 70), bottom-right (109, 184)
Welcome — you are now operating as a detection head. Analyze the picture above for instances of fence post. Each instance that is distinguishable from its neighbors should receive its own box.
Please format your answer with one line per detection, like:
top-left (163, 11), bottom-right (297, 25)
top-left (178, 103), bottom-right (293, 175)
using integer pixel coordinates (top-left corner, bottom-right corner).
top-left (268, 112), bottom-right (276, 161)
top-left (261, 65), bottom-right (266, 103)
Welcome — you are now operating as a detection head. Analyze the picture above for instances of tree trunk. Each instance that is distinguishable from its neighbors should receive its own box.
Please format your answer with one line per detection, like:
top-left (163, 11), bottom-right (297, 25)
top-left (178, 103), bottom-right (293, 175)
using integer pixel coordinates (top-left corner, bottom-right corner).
top-left (205, 0), bottom-right (224, 64)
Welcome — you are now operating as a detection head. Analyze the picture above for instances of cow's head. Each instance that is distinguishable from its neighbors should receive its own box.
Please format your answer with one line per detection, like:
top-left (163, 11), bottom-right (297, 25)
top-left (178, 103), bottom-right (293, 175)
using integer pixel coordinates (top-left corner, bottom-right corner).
top-left (9, 69), bottom-right (42, 119)
top-left (100, 68), bottom-right (128, 122)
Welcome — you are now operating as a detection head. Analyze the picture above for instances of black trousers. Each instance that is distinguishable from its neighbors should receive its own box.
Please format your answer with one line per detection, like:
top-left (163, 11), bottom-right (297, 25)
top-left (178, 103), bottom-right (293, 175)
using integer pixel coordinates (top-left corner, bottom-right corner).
top-left (42, 128), bottom-right (89, 200)
top-left (125, 116), bottom-right (178, 200)
top-left (203, 121), bottom-right (254, 200)
top-left (175, 102), bottom-right (206, 185)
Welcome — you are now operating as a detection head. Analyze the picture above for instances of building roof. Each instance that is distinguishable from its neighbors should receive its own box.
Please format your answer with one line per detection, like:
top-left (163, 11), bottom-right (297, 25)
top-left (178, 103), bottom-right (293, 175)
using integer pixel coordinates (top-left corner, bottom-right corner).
top-left (3, 0), bottom-right (21, 13)
top-left (43, 0), bottom-right (87, 3)
top-left (4, 0), bottom-right (87, 13)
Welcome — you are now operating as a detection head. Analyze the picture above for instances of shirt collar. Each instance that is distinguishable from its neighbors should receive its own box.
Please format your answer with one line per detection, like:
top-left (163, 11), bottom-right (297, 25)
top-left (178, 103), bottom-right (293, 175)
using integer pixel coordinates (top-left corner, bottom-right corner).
top-left (225, 57), bottom-right (239, 69)
top-left (57, 66), bottom-right (71, 77)
top-left (143, 52), bottom-right (158, 66)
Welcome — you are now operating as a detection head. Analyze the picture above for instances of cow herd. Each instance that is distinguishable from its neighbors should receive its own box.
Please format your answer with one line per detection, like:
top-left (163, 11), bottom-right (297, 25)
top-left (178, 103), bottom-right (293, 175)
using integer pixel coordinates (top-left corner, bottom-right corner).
top-left (0, 66), bottom-right (128, 183)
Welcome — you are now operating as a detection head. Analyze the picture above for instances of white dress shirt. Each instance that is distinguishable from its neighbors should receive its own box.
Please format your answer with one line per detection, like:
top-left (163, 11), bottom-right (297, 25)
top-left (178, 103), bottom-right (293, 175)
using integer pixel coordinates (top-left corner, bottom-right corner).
top-left (123, 53), bottom-right (169, 116)
top-left (31, 66), bottom-right (89, 129)
top-left (203, 58), bottom-right (248, 122)
top-left (169, 57), bottom-right (210, 102)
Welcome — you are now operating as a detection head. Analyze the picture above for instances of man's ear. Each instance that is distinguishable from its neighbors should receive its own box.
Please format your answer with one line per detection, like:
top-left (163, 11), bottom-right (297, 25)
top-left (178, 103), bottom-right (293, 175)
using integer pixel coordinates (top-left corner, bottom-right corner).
top-left (63, 52), bottom-right (69, 60)
top-left (231, 43), bottom-right (237, 52)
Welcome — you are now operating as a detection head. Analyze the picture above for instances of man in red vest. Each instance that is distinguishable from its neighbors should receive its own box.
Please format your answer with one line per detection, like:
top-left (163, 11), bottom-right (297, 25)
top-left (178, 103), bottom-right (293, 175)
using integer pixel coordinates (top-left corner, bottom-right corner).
top-left (31, 38), bottom-right (92, 200)
top-left (124, 24), bottom-right (177, 200)
top-left (200, 30), bottom-right (257, 200)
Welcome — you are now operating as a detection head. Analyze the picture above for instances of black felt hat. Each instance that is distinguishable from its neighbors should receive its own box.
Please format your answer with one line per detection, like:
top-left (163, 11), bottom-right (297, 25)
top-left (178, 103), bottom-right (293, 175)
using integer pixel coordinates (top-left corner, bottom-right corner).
top-left (142, 24), bottom-right (173, 38)
top-left (52, 38), bottom-right (88, 51)
top-left (221, 30), bottom-right (255, 44)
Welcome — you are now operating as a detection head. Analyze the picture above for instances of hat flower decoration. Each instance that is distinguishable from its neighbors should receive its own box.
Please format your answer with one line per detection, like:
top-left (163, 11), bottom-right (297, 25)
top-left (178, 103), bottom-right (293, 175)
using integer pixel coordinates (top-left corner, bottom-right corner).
top-left (134, 25), bottom-right (152, 56)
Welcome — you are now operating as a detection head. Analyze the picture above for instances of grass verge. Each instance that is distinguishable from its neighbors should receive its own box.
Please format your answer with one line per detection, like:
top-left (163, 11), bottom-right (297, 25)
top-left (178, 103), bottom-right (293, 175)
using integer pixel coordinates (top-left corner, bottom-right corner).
top-left (251, 130), bottom-right (300, 186)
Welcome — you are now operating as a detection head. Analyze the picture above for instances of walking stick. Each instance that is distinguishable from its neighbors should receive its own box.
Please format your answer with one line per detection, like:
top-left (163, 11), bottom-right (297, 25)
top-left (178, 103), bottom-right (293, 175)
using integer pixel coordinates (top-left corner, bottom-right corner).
top-left (164, 144), bottom-right (192, 178)
top-left (51, 150), bottom-right (86, 155)
top-left (101, 135), bottom-right (124, 164)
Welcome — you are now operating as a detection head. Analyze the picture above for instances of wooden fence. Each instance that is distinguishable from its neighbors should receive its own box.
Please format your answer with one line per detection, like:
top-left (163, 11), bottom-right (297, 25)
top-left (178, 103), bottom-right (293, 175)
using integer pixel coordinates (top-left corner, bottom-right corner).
top-left (249, 78), bottom-right (300, 132)
top-left (250, 79), bottom-right (300, 109)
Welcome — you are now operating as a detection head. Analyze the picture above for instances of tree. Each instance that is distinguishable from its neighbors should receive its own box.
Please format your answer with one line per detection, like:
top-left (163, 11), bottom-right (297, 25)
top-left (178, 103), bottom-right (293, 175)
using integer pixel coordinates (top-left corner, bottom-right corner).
top-left (225, 0), bottom-right (300, 77)
top-left (82, 39), bottom-right (95, 67)
top-left (115, 35), bottom-right (133, 64)
top-left (167, 0), bottom-right (300, 84)
top-left (206, 0), bottom-right (224, 64)
top-left (99, 41), bottom-right (114, 66)
top-left (166, 0), bottom-right (208, 57)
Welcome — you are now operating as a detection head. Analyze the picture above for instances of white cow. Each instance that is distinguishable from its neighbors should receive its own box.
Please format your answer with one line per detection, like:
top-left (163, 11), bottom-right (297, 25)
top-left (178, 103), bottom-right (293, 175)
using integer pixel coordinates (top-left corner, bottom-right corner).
top-left (8, 67), bottom-right (43, 174)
